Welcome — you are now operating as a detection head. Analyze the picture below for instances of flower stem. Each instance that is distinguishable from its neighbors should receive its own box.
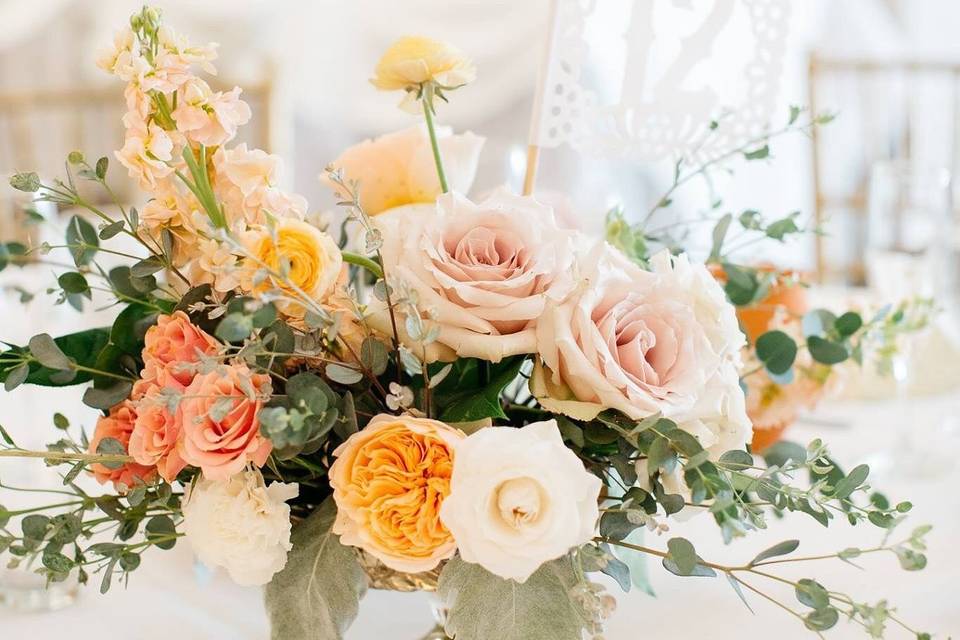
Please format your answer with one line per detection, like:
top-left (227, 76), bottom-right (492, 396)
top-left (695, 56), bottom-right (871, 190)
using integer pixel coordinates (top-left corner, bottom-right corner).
top-left (0, 449), bottom-right (133, 464)
top-left (341, 251), bottom-right (384, 279)
top-left (421, 86), bottom-right (449, 193)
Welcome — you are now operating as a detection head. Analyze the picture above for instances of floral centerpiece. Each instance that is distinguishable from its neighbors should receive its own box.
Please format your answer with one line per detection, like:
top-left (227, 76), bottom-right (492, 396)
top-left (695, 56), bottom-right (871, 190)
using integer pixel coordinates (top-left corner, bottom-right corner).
top-left (0, 8), bottom-right (936, 640)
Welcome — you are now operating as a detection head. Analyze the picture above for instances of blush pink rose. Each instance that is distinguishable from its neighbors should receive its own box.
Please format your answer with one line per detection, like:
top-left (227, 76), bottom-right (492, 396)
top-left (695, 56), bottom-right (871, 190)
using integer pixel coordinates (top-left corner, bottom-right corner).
top-left (141, 311), bottom-right (220, 386)
top-left (369, 189), bottom-right (575, 362)
top-left (130, 385), bottom-right (187, 483)
top-left (88, 402), bottom-right (157, 489)
top-left (180, 364), bottom-right (273, 480)
top-left (533, 245), bottom-right (750, 456)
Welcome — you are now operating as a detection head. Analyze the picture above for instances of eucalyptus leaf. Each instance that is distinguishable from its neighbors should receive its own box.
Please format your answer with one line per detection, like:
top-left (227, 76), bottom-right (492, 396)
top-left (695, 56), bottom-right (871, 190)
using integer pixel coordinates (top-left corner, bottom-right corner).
top-left (28, 334), bottom-right (72, 370)
top-left (264, 498), bottom-right (366, 640)
top-left (755, 330), bottom-right (798, 375)
top-left (807, 336), bottom-right (848, 365)
top-left (325, 363), bottom-right (363, 385)
top-left (749, 539), bottom-right (799, 566)
top-left (439, 556), bottom-right (589, 640)
top-left (83, 381), bottom-right (133, 410)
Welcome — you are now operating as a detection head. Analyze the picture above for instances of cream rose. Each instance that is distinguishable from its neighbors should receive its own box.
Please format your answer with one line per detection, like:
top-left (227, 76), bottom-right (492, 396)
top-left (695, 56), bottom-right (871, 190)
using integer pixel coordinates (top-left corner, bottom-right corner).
top-left (533, 244), bottom-right (749, 454)
top-left (439, 420), bottom-right (601, 583)
top-left (322, 126), bottom-right (484, 216)
top-left (369, 190), bottom-right (576, 362)
top-left (182, 470), bottom-right (298, 586)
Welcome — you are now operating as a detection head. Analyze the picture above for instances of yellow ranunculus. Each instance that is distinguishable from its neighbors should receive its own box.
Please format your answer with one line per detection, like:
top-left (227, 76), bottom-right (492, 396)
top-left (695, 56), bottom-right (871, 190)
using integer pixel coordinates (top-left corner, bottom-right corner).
top-left (370, 36), bottom-right (476, 92)
top-left (244, 219), bottom-right (342, 317)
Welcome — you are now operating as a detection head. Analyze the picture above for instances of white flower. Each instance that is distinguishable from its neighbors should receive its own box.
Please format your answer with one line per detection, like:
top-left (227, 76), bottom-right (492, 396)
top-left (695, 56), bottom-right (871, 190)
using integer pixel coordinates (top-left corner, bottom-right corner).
top-left (182, 470), bottom-right (298, 586)
top-left (533, 244), bottom-right (749, 456)
top-left (368, 190), bottom-right (576, 363)
top-left (440, 420), bottom-right (602, 583)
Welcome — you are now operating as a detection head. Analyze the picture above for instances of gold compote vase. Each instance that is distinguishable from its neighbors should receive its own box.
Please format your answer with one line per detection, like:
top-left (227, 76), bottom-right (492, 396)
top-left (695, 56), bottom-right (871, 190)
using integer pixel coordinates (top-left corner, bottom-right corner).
top-left (356, 550), bottom-right (450, 640)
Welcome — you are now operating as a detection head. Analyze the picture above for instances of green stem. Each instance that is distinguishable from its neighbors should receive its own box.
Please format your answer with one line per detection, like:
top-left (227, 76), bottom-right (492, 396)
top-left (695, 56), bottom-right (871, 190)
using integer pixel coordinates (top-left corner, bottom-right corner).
top-left (421, 86), bottom-right (449, 193)
top-left (341, 251), bottom-right (384, 279)
top-left (0, 450), bottom-right (133, 464)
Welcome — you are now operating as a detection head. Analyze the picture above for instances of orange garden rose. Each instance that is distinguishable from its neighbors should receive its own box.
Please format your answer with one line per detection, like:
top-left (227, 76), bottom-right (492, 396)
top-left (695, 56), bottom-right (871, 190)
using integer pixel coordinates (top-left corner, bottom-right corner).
top-left (329, 414), bottom-right (465, 573)
top-left (141, 310), bottom-right (221, 385)
top-left (180, 364), bottom-right (273, 480)
top-left (88, 402), bottom-right (157, 489)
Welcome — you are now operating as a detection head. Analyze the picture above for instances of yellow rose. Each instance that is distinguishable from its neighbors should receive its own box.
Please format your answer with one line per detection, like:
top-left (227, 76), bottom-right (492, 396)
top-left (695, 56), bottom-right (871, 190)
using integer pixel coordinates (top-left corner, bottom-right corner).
top-left (323, 125), bottom-right (484, 215)
top-left (243, 219), bottom-right (342, 317)
top-left (371, 36), bottom-right (476, 92)
top-left (329, 413), bottom-right (466, 573)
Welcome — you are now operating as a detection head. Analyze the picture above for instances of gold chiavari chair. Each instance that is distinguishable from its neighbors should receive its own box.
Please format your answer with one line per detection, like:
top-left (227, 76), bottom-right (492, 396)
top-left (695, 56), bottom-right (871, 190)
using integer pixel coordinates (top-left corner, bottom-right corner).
top-left (808, 54), bottom-right (960, 284)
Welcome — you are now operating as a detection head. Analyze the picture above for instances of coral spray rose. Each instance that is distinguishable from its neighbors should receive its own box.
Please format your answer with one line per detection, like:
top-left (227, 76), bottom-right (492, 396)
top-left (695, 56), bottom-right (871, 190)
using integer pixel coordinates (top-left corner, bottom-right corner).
top-left (141, 310), bottom-right (220, 385)
top-left (180, 364), bottom-right (273, 480)
top-left (88, 402), bottom-right (157, 489)
top-left (330, 414), bottom-right (466, 573)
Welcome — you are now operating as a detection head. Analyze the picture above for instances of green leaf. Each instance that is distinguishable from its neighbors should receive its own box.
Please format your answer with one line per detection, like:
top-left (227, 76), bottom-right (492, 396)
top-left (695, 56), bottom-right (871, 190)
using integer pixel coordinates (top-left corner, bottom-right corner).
top-left (755, 330), bottom-right (797, 375)
top-left (725, 573), bottom-right (754, 613)
top-left (95, 157), bottom-right (109, 180)
top-left (65, 215), bottom-right (99, 266)
top-left (807, 336), bottom-right (848, 365)
top-left (21, 514), bottom-right (50, 540)
top-left (95, 437), bottom-right (127, 469)
top-left (144, 515), bottom-right (177, 550)
top-left (749, 539), bottom-right (799, 566)
top-left (722, 263), bottom-right (762, 306)
top-left (215, 312), bottom-right (254, 342)
top-left (801, 309), bottom-right (836, 338)
top-left (58, 272), bottom-right (90, 295)
top-left (439, 357), bottom-right (524, 423)
top-left (10, 172), bottom-right (40, 192)
top-left (795, 578), bottom-right (830, 609)
top-left (28, 334), bottom-right (72, 370)
top-left (665, 537), bottom-right (698, 576)
top-left (831, 464), bottom-right (869, 500)
top-left (99, 220), bottom-right (125, 240)
top-left (325, 363), bottom-right (363, 385)
top-left (765, 213), bottom-right (800, 241)
top-left (3, 362), bottom-right (29, 391)
top-left (110, 303), bottom-right (158, 355)
top-left (709, 213), bottom-right (732, 261)
top-left (804, 606), bottom-right (839, 631)
top-left (788, 105), bottom-right (802, 125)
top-left (83, 381), bottom-right (133, 410)
top-left (264, 498), bottom-right (366, 640)
top-left (599, 511), bottom-right (640, 541)
top-left (439, 556), bottom-right (589, 640)
top-left (360, 337), bottom-right (389, 377)
top-left (834, 311), bottom-right (863, 337)
top-left (744, 145), bottom-right (770, 160)
top-left (131, 256), bottom-right (164, 277)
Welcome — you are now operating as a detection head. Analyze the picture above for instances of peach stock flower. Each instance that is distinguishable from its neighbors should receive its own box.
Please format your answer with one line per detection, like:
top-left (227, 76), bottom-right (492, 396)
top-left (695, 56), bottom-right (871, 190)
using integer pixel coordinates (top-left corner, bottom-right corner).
top-left (130, 384), bottom-right (187, 483)
top-left (141, 311), bottom-right (220, 385)
top-left (323, 126), bottom-right (484, 215)
top-left (241, 218), bottom-right (343, 318)
top-left (330, 414), bottom-right (466, 573)
top-left (173, 79), bottom-right (251, 147)
top-left (371, 36), bottom-right (476, 92)
top-left (88, 402), bottom-right (157, 489)
top-left (180, 364), bottom-right (273, 480)
top-left (115, 121), bottom-right (177, 191)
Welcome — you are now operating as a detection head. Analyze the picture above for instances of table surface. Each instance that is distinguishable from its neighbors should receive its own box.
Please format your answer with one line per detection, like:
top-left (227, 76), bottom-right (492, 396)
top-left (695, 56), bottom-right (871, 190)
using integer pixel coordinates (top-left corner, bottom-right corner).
top-left (1, 273), bottom-right (958, 639)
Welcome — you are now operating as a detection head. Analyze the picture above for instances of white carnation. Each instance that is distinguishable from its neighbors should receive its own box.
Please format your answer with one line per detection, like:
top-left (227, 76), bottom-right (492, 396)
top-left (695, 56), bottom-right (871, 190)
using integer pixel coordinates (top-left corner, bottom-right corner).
top-left (182, 470), bottom-right (298, 586)
top-left (440, 420), bottom-right (602, 583)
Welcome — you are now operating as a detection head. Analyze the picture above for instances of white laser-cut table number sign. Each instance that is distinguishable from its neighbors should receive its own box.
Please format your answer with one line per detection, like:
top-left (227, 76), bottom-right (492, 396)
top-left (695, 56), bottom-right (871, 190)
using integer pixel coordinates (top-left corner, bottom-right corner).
top-left (523, 0), bottom-right (791, 195)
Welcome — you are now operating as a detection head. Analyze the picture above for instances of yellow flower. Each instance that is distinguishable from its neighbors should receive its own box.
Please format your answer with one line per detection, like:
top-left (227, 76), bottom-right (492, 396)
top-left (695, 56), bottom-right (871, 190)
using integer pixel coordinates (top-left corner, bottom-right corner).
top-left (243, 219), bottom-right (342, 317)
top-left (329, 414), bottom-right (466, 573)
top-left (371, 36), bottom-right (475, 92)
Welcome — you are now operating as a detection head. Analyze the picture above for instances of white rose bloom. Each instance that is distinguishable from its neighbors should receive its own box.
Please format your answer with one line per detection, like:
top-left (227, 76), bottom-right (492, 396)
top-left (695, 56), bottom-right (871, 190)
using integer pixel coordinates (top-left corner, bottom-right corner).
top-left (182, 470), bottom-right (298, 586)
top-left (533, 244), bottom-right (749, 456)
top-left (368, 189), bottom-right (576, 362)
top-left (440, 420), bottom-right (602, 583)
